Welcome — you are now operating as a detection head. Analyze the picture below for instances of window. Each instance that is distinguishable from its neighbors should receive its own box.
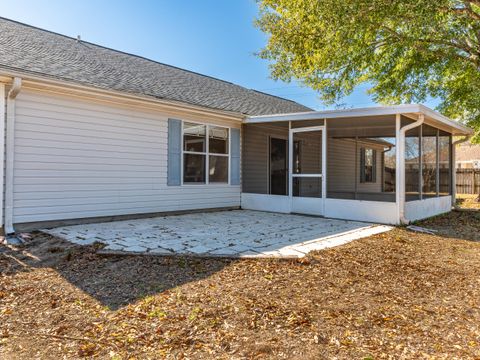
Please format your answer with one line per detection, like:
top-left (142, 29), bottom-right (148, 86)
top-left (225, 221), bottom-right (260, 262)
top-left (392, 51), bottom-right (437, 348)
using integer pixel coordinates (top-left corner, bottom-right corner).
top-left (360, 147), bottom-right (376, 183)
top-left (183, 122), bottom-right (229, 184)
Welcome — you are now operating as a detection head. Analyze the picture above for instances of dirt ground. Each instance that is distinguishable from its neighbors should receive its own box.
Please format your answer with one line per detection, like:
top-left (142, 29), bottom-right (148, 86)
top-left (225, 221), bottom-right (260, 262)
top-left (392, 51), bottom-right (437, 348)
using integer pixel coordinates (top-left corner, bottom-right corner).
top-left (1, 207), bottom-right (480, 359)
top-left (456, 194), bottom-right (480, 210)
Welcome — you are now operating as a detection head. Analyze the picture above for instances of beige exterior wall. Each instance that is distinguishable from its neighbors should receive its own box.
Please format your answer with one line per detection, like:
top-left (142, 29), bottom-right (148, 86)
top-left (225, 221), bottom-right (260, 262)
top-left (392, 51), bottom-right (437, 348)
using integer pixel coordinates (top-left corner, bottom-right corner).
top-left (242, 124), bottom-right (386, 198)
top-left (327, 138), bottom-right (384, 194)
top-left (242, 123), bottom-right (288, 194)
top-left (13, 88), bottom-right (241, 224)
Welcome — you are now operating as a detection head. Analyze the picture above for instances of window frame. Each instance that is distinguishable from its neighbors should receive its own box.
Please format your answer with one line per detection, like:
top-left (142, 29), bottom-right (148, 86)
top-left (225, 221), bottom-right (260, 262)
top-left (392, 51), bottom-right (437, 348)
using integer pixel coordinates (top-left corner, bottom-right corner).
top-left (181, 120), bottom-right (231, 185)
top-left (360, 147), bottom-right (376, 183)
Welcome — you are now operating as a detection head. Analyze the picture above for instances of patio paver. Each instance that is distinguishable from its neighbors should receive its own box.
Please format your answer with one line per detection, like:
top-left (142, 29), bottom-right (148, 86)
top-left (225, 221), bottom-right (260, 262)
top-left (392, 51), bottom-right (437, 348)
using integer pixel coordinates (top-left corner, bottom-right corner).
top-left (41, 210), bottom-right (393, 258)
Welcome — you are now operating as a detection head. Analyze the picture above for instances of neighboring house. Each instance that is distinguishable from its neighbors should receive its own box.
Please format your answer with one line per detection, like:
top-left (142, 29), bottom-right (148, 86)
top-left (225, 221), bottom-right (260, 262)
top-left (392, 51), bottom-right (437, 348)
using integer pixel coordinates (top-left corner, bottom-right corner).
top-left (456, 142), bottom-right (480, 169)
top-left (0, 18), bottom-right (473, 233)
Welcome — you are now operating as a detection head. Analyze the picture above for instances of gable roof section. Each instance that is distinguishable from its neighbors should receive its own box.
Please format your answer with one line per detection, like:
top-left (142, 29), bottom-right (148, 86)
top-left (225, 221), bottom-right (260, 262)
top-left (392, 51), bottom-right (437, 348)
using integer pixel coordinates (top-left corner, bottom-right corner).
top-left (0, 17), bottom-right (311, 116)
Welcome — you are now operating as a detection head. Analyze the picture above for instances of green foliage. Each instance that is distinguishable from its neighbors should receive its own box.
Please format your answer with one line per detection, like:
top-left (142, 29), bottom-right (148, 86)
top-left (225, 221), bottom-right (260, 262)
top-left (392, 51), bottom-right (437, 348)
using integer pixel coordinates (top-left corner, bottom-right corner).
top-left (256, 0), bottom-right (480, 141)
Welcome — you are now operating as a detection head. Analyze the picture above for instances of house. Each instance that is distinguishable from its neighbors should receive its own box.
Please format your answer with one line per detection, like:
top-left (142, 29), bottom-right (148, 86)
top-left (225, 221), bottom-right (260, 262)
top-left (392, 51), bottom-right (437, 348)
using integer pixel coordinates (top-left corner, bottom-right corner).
top-left (0, 18), bottom-right (473, 234)
top-left (456, 142), bottom-right (480, 169)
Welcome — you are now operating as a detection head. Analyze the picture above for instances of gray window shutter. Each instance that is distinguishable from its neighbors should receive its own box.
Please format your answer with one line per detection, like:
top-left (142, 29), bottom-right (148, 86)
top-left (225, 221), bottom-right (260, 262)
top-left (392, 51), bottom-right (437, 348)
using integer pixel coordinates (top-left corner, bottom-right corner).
top-left (167, 119), bottom-right (182, 186)
top-left (372, 149), bottom-right (377, 183)
top-left (360, 147), bottom-right (365, 183)
top-left (230, 128), bottom-right (240, 185)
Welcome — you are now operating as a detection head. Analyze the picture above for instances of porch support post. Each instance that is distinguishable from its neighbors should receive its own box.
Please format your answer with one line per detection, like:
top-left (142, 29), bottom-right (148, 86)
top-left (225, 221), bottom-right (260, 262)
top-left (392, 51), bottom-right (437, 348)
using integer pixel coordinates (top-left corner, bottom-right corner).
top-left (322, 119), bottom-right (327, 213)
top-left (354, 136), bottom-right (358, 200)
top-left (288, 121), bottom-right (293, 211)
top-left (451, 138), bottom-right (456, 206)
top-left (436, 129), bottom-right (440, 196)
top-left (419, 124), bottom-right (423, 200)
top-left (395, 114), bottom-right (402, 224)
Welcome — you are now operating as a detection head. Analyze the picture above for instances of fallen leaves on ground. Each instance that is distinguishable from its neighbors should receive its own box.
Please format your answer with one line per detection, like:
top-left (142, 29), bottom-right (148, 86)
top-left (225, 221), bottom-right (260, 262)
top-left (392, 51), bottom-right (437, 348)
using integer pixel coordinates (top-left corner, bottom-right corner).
top-left (1, 209), bottom-right (480, 359)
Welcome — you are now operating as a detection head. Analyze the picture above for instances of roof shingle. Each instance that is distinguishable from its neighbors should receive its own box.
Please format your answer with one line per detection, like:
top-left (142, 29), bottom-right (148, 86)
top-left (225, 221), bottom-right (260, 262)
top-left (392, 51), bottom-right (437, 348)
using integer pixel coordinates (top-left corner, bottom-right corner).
top-left (0, 17), bottom-right (311, 116)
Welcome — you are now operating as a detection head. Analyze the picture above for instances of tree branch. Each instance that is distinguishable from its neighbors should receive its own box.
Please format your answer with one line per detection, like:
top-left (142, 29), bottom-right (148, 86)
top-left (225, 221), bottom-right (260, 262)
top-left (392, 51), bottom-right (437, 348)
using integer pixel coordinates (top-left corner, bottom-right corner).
top-left (380, 25), bottom-right (480, 69)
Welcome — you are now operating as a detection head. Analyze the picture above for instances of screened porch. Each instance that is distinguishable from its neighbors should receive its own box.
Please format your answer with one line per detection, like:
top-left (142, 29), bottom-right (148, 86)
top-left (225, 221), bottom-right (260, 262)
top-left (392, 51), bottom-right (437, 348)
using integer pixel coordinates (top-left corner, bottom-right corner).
top-left (240, 105), bottom-right (470, 224)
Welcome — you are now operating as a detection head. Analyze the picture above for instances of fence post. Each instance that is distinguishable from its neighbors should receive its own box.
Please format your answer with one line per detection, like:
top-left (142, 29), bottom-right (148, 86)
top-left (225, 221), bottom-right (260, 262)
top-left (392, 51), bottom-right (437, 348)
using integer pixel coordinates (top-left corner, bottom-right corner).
top-left (473, 170), bottom-right (476, 194)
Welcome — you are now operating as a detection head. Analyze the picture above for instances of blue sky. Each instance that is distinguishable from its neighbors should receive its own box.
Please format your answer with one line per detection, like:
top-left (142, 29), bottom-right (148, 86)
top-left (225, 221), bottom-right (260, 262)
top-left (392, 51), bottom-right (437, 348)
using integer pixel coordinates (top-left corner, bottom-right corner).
top-left (1, 0), bottom-right (429, 110)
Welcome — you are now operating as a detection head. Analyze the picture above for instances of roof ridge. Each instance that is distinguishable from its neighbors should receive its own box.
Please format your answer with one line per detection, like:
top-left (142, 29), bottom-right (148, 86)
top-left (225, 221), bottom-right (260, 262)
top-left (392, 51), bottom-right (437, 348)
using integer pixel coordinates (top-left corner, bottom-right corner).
top-left (250, 89), bottom-right (300, 104)
top-left (0, 16), bottom-right (301, 104)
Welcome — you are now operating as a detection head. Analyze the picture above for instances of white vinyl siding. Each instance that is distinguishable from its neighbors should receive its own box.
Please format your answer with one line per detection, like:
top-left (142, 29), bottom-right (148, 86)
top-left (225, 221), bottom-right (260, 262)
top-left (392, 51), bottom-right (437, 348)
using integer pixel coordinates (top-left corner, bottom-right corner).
top-left (13, 89), bottom-right (240, 224)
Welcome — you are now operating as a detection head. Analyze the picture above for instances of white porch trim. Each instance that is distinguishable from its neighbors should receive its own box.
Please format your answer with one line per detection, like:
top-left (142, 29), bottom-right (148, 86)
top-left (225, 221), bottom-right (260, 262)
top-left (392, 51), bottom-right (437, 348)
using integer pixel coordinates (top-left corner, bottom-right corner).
top-left (245, 104), bottom-right (473, 136)
top-left (0, 83), bottom-right (5, 226)
top-left (404, 196), bottom-right (452, 222)
top-left (324, 198), bottom-right (399, 225)
top-left (241, 193), bottom-right (291, 213)
top-left (288, 125), bottom-right (326, 216)
top-left (241, 193), bottom-right (400, 225)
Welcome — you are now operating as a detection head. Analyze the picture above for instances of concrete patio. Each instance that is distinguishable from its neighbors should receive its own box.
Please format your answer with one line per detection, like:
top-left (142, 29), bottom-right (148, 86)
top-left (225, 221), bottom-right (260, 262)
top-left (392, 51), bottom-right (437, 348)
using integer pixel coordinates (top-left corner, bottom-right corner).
top-left (42, 210), bottom-right (393, 258)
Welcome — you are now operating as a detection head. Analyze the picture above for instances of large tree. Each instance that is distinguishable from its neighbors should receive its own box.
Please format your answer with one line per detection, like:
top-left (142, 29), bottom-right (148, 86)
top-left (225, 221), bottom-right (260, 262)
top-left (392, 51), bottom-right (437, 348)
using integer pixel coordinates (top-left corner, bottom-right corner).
top-left (256, 0), bottom-right (480, 141)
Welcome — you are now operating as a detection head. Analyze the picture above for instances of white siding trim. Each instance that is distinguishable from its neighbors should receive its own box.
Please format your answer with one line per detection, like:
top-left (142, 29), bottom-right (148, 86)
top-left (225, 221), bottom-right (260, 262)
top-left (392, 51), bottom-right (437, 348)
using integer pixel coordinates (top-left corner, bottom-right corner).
top-left (325, 199), bottom-right (399, 225)
top-left (5, 78), bottom-right (22, 233)
top-left (241, 193), bottom-right (291, 213)
top-left (404, 196), bottom-right (452, 222)
top-left (0, 83), bottom-right (4, 226)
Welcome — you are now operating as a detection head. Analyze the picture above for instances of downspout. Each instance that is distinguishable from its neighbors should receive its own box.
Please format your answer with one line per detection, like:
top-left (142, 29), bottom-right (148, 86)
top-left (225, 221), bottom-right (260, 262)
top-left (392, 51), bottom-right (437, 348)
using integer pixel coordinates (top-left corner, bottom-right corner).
top-left (5, 77), bottom-right (22, 235)
top-left (398, 113), bottom-right (424, 224)
top-left (452, 134), bottom-right (472, 208)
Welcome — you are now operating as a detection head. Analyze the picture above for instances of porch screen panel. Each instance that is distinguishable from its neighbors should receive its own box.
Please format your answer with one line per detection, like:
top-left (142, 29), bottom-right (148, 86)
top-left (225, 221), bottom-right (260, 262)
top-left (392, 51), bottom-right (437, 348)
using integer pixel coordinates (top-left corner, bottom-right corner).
top-left (326, 115), bottom-right (397, 202)
top-left (292, 130), bottom-right (322, 198)
top-left (383, 138), bottom-right (396, 193)
top-left (439, 131), bottom-right (452, 195)
top-left (242, 122), bottom-right (289, 194)
top-left (405, 126), bottom-right (420, 201)
top-left (293, 177), bottom-right (322, 197)
top-left (421, 125), bottom-right (438, 197)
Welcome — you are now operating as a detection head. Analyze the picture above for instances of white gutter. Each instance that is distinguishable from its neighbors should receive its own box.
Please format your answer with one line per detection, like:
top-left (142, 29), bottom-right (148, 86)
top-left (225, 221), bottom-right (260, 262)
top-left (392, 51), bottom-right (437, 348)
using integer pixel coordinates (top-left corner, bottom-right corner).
top-left (5, 77), bottom-right (22, 235)
top-left (398, 113), bottom-right (424, 224)
top-left (245, 104), bottom-right (473, 136)
top-left (452, 134), bottom-right (473, 208)
top-left (0, 68), bottom-right (245, 122)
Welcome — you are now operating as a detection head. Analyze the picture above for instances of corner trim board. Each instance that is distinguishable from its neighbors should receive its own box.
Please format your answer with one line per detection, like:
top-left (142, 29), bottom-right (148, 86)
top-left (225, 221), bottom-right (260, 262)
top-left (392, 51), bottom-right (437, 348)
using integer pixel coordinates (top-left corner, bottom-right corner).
top-left (0, 83), bottom-right (5, 226)
top-left (5, 77), bottom-right (22, 234)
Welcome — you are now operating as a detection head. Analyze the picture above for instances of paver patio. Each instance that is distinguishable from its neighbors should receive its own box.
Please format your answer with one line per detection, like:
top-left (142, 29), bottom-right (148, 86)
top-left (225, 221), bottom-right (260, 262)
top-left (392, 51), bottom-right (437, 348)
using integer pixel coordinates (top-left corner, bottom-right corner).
top-left (42, 210), bottom-right (392, 258)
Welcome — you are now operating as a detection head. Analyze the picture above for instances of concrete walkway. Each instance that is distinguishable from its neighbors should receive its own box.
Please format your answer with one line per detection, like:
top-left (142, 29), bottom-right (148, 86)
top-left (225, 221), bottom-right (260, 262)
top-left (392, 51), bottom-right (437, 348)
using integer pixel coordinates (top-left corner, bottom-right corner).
top-left (42, 210), bottom-right (392, 258)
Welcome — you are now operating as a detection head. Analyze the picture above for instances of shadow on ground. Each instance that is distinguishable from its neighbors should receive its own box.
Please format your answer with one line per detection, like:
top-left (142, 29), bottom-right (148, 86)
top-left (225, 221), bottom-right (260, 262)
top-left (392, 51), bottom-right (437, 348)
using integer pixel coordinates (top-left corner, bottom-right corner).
top-left (0, 232), bottom-right (235, 309)
top-left (3, 208), bottom-right (478, 310)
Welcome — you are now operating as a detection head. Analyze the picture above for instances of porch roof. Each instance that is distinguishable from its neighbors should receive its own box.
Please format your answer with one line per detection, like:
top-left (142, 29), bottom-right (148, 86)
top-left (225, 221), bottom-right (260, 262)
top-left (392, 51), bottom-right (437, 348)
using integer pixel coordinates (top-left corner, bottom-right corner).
top-left (244, 104), bottom-right (473, 136)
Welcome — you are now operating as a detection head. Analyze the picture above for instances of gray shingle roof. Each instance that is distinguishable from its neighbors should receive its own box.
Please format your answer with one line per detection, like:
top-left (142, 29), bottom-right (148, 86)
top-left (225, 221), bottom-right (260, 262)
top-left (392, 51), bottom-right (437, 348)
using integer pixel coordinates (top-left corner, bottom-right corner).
top-left (0, 17), bottom-right (312, 116)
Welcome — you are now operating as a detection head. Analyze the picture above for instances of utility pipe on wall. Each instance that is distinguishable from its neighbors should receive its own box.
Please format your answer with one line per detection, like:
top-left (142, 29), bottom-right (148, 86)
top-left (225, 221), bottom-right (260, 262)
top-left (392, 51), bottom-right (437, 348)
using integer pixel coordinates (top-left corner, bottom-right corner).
top-left (5, 77), bottom-right (22, 235)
